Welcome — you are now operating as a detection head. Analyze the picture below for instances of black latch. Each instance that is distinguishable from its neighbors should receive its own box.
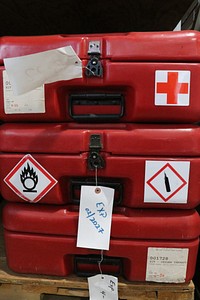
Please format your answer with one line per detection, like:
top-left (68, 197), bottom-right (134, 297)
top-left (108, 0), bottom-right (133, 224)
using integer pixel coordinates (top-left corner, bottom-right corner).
top-left (85, 41), bottom-right (103, 77)
top-left (88, 134), bottom-right (105, 170)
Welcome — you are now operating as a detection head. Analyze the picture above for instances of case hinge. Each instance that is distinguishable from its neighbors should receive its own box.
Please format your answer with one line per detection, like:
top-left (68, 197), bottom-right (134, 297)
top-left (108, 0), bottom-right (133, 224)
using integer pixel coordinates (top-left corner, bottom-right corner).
top-left (88, 134), bottom-right (105, 170)
top-left (85, 41), bottom-right (103, 77)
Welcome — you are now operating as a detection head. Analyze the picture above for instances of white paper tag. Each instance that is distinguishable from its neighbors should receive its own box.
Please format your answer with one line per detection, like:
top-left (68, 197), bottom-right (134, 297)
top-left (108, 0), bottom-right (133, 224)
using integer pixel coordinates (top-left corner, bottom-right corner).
top-left (146, 247), bottom-right (189, 283)
top-left (77, 186), bottom-right (114, 250)
top-left (3, 70), bottom-right (45, 114)
top-left (88, 274), bottom-right (118, 300)
top-left (4, 46), bottom-right (82, 95)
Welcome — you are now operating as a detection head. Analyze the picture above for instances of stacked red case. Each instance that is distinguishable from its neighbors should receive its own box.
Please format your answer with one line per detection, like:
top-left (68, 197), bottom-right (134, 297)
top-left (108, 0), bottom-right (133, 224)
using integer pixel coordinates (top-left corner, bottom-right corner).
top-left (0, 31), bottom-right (200, 123)
top-left (0, 123), bottom-right (200, 209)
top-left (3, 203), bottom-right (200, 282)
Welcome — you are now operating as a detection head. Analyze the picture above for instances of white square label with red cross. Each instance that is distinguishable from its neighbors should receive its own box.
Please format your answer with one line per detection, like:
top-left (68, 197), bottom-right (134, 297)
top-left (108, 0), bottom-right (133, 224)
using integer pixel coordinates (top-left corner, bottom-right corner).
top-left (144, 161), bottom-right (190, 204)
top-left (155, 70), bottom-right (190, 106)
top-left (4, 154), bottom-right (57, 203)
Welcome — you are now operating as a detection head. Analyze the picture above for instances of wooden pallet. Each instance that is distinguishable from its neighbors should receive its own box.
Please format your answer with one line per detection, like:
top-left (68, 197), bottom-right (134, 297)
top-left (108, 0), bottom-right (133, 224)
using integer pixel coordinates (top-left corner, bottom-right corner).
top-left (0, 262), bottom-right (195, 300)
top-left (0, 209), bottom-right (195, 300)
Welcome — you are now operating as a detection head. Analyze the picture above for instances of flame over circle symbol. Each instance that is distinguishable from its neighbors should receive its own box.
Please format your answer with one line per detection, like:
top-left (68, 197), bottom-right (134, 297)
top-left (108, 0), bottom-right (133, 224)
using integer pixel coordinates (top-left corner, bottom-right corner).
top-left (20, 163), bottom-right (38, 192)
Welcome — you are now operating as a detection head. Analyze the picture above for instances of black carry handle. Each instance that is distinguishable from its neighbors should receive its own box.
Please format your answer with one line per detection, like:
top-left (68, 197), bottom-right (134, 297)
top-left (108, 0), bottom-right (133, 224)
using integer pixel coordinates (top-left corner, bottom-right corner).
top-left (70, 178), bottom-right (123, 206)
top-left (69, 93), bottom-right (124, 122)
top-left (74, 255), bottom-right (122, 277)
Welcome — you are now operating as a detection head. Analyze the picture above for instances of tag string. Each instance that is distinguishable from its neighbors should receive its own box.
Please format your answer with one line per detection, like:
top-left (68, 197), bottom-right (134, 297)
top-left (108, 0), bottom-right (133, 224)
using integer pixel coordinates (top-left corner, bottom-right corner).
top-left (82, 65), bottom-right (96, 76)
top-left (95, 168), bottom-right (104, 276)
top-left (98, 250), bottom-right (104, 276)
top-left (95, 166), bottom-right (98, 186)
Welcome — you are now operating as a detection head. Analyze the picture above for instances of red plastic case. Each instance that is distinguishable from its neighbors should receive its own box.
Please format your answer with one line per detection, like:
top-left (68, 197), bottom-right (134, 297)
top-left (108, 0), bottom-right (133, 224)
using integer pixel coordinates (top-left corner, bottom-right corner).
top-left (3, 203), bottom-right (199, 282)
top-left (0, 123), bottom-right (200, 208)
top-left (1, 31), bottom-right (200, 123)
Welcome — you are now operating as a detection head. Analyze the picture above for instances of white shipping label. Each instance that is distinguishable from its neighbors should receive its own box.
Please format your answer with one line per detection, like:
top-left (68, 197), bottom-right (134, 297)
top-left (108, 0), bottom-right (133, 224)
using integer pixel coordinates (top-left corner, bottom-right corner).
top-left (3, 70), bottom-right (45, 114)
top-left (146, 248), bottom-right (189, 283)
top-left (144, 161), bottom-right (190, 204)
top-left (88, 274), bottom-right (118, 300)
top-left (77, 186), bottom-right (114, 250)
top-left (4, 46), bottom-right (82, 95)
top-left (4, 154), bottom-right (57, 203)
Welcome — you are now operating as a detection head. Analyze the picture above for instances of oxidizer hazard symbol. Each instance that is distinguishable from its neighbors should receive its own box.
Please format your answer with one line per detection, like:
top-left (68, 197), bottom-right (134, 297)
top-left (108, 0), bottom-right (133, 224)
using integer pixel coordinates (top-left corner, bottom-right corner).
top-left (144, 161), bottom-right (190, 204)
top-left (20, 163), bottom-right (38, 192)
top-left (4, 154), bottom-right (57, 203)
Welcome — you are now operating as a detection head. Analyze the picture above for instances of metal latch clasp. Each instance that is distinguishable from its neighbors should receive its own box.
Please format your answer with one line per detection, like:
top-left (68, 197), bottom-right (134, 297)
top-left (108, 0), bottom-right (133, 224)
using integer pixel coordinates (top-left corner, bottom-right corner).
top-left (85, 41), bottom-right (103, 77)
top-left (88, 134), bottom-right (105, 170)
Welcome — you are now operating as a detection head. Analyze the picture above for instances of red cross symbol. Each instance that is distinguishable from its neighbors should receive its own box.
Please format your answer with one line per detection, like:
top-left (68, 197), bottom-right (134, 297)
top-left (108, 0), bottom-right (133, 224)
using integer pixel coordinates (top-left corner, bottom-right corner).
top-left (156, 71), bottom-right (189, 104)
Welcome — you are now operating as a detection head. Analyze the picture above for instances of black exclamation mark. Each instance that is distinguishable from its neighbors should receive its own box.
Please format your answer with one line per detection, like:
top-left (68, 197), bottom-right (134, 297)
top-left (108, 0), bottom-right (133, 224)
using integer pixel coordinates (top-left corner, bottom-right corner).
top-left (164, 172), bottom-right (171, 192)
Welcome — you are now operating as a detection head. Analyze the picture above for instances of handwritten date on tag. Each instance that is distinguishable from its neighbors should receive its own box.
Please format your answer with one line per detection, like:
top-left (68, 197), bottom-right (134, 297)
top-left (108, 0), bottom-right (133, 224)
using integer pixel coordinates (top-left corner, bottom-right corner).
top-left (77, 186), bottom-right (114, 250)
top-left (88, 274), bottom-right (118, 300)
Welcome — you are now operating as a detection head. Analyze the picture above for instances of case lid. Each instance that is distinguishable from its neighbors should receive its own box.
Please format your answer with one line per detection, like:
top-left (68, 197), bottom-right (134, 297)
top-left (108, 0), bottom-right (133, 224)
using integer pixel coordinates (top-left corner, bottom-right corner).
top-left (3, 203), bottom-right (200, 240)
top-left (1, 123), bottom-right (200, 156)
top-left (1, 30), bottom-right (200, 64)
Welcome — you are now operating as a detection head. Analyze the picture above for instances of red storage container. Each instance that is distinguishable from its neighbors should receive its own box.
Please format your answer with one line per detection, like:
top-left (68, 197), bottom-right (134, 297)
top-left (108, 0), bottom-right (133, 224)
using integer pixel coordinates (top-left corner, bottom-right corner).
top-left (3, 203), bottom-right (200, 282)
top-left (1, 31), bottom-right (200, 123)
top-left (0, 123), bottom-right (200, 209)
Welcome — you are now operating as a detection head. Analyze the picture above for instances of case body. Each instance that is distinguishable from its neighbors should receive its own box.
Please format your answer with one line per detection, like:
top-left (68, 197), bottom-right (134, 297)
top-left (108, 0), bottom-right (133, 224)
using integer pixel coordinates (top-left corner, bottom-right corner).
top-left (1, 31), bottom-right (200, 123)
top-left (0, 123), bottom-right (200, 208)
top-left (3, 203), bottom-right (200, 282)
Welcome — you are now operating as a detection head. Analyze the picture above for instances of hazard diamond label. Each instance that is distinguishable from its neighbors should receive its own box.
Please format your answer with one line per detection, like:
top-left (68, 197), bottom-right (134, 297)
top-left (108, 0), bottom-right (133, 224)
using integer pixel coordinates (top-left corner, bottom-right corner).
top-left (155, 70), bottom-right (190, 106)
top-left (4, 154), bottom-right (58, 203)
top-left (144, 161), bottom-right (190, 204)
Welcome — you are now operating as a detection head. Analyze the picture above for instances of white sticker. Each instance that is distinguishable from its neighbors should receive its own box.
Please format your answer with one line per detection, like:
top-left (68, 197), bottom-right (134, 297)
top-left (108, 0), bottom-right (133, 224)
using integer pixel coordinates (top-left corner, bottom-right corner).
top-left (3, 70), bottom-right (45, 114)
top-left (146, 248), bottom-right (189, 283)
top-left (4, 154), bottom-right (57, 203)
top-left (77, 186), bottom-right (114, 250)
top-left (144, 161), bottom-right (190, 204)
top-left (4, 46), bottom-right (82, 95)
top-left (173, 20), bottom-right (181, 31)
top-left (155, 70), bottom-right (190, 106)
top-left (88, 274), bottom-right (118, 300)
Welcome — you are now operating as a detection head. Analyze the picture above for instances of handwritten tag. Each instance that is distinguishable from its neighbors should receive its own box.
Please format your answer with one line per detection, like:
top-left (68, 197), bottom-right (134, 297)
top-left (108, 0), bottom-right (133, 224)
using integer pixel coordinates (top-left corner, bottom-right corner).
top-left (4, 46), bottom-right (82, 95)
top-left (88, 274), bottom-right (118, 300)
top-left (77, 186), bottom-right (114, 250)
